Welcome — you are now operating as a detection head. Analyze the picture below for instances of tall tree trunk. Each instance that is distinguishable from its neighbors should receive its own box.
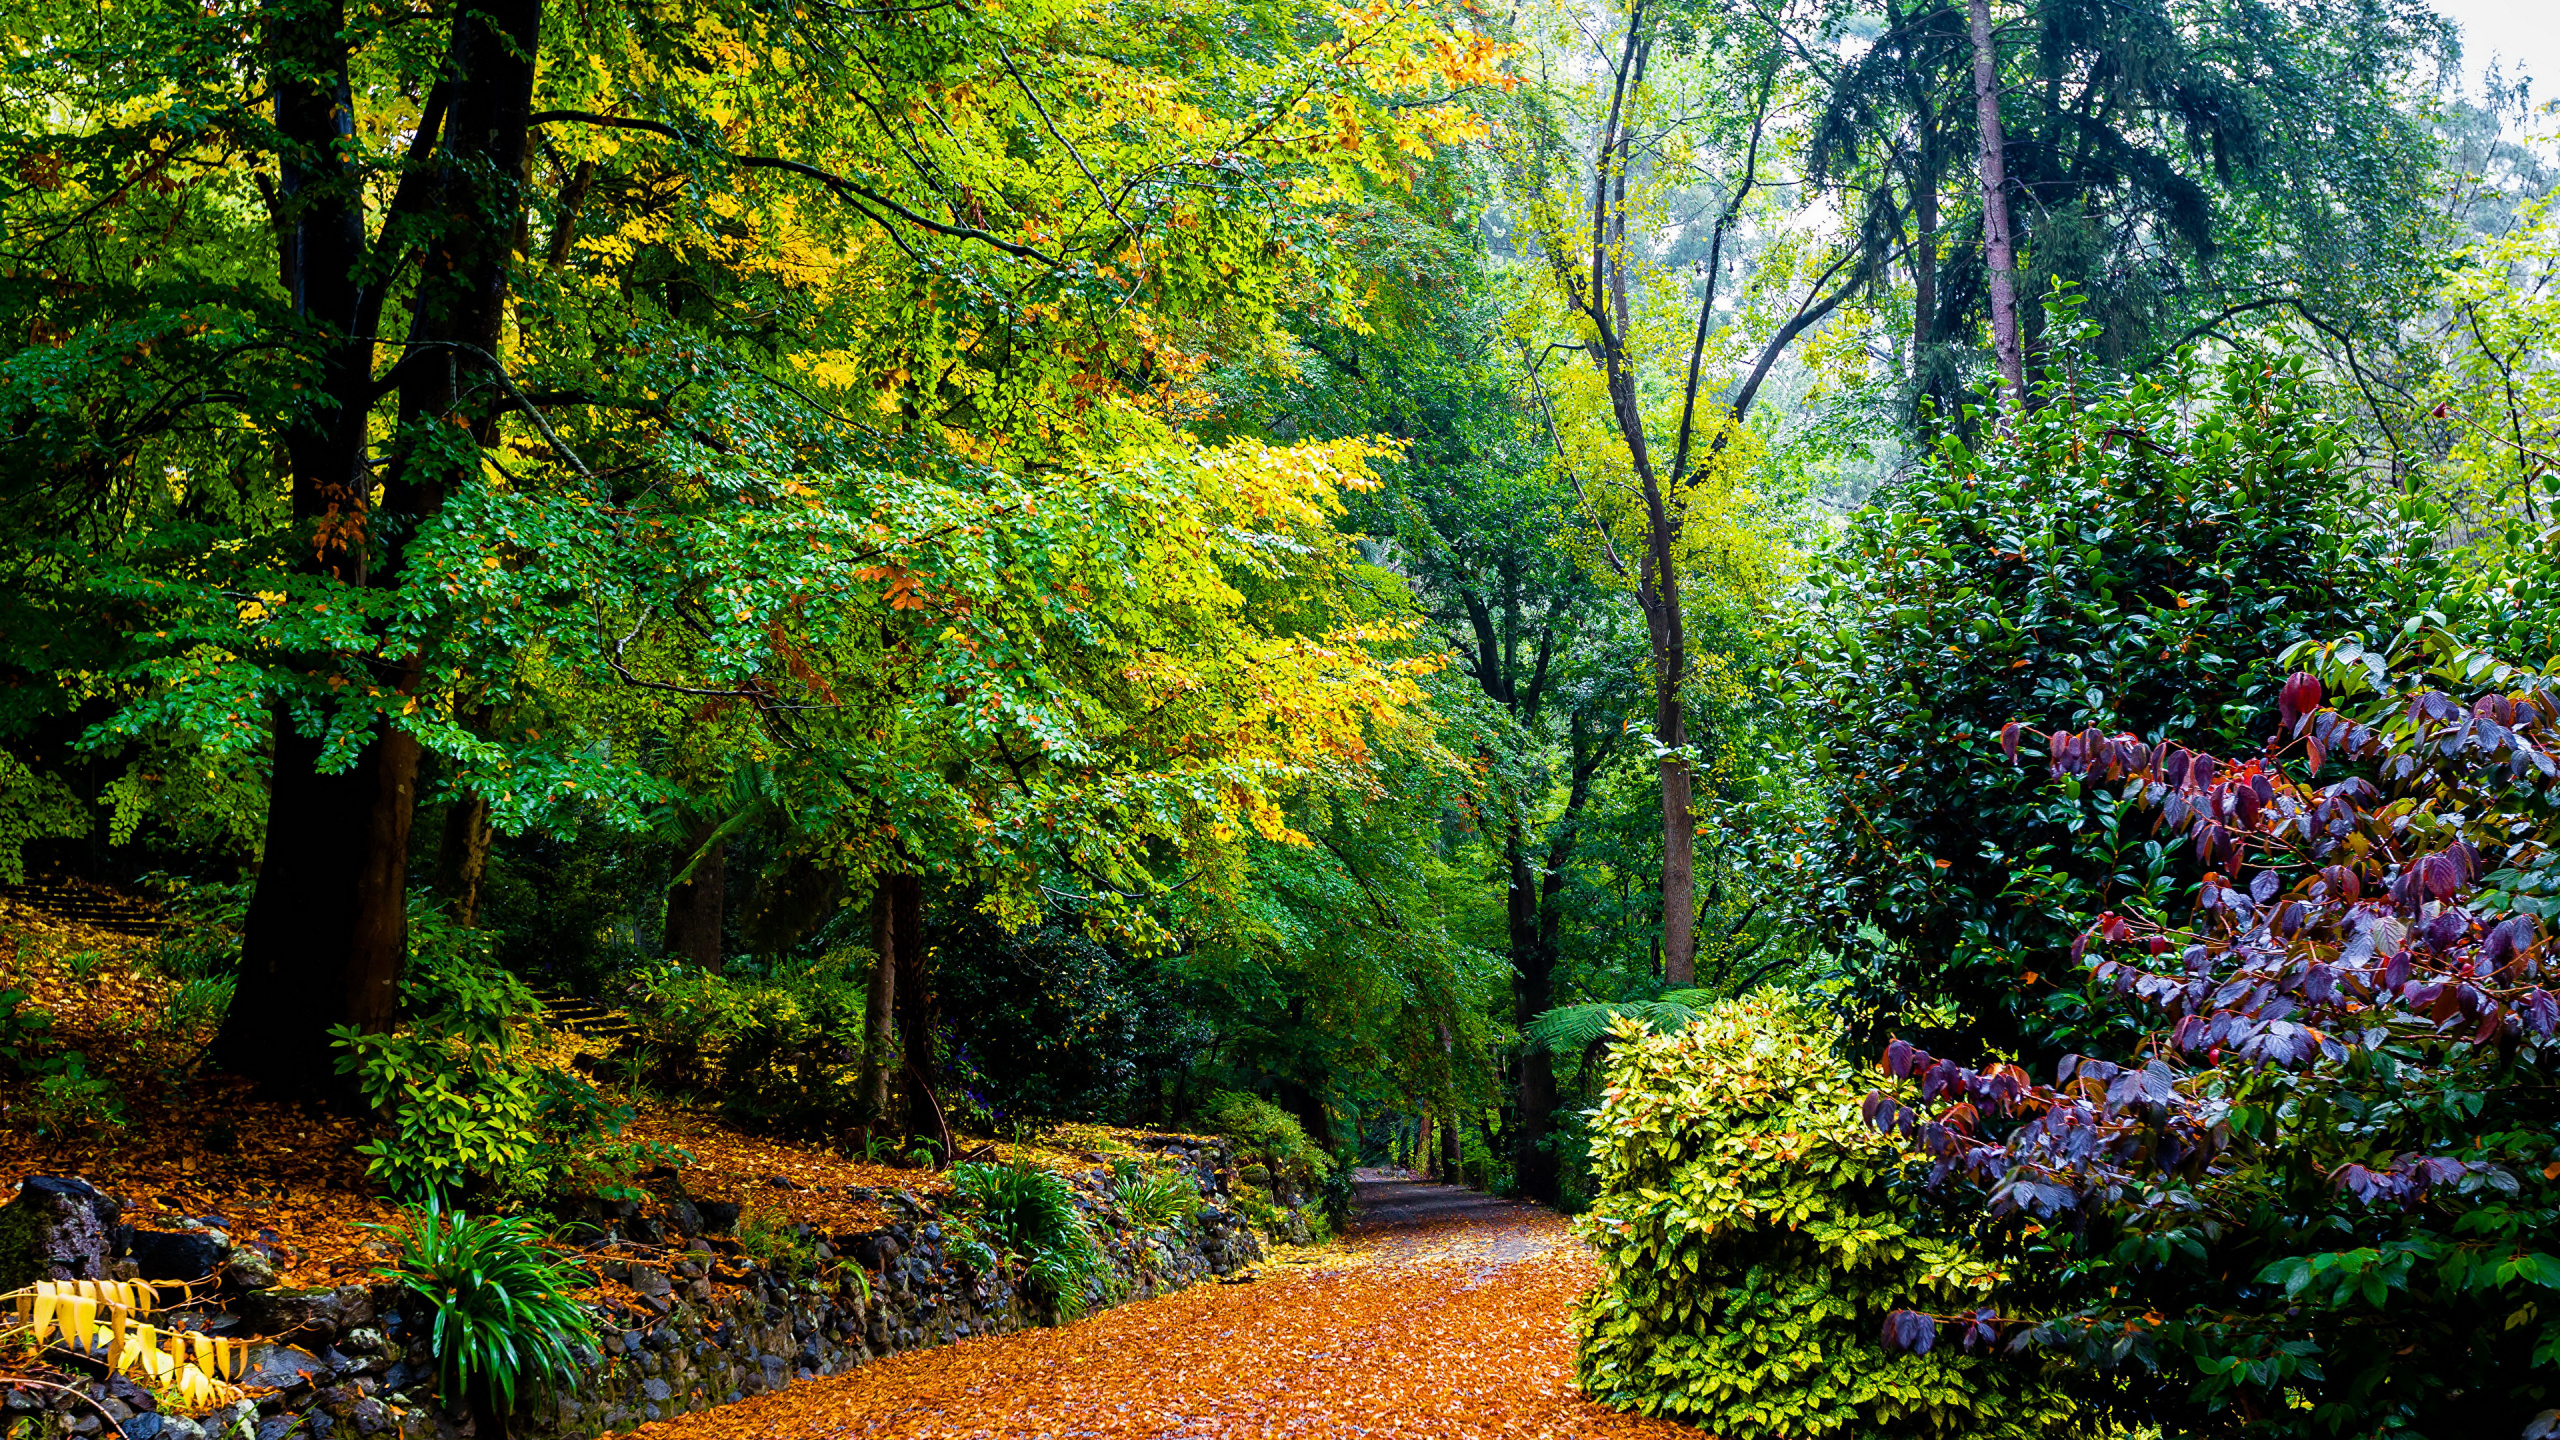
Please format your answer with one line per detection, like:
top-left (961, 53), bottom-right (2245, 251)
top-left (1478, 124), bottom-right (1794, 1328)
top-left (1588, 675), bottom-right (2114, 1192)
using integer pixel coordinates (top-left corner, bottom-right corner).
top-left (436, 789), bottom-right (492, 928)
top-left (1641, 542), bottom-right (1695, 986)
top-left (217, 0), bottom-right (398, 1095)
top-left (1506, 830), bottom-right (1562, 1205)
top-left (856, 881), bottom-right (899, 1132)
top-left (663, 823), bottom-right (725, 966)
top-left (222, 0), bottom-right (545, 1094)
top-left (1416, 1108), bottom-right (1435, 1179)
top-left (885, 873), bottom-right (938, 1144)
top-left (1968, 0), bottom-right (2027, 417)
top-left (1440, 1112), bottom-right (1464, 1186)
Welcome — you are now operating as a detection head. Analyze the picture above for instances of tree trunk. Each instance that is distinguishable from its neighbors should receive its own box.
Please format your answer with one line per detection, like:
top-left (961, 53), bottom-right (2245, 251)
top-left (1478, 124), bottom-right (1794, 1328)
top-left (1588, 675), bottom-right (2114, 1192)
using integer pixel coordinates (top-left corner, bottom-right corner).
top-left (217, 0), bottom-right (400, 1096)
top-left (663, 824), bottom-right (725, 966)
top-left (856, 882), bottom-right (899, 1132)
top-left (885, 873), bottom-right (937, 1143)
top-left (1440, 1113), bottom-right (1464, 1186)
top-left (1506, 832), bottom-right (1562, 1204)
top-left (1642, 544), bottom-right (1696, 986)
top-left (435, 789), bottom-right (492, 928)
top-left (1912, 164), bottom-right (1938, 364)
top-left (1968, 0), bottom-right (2027, 417)
top-left (1416, 1108), bottom-right (1435, 1179)
top-left (222, 0), bottom-right (544, 1093)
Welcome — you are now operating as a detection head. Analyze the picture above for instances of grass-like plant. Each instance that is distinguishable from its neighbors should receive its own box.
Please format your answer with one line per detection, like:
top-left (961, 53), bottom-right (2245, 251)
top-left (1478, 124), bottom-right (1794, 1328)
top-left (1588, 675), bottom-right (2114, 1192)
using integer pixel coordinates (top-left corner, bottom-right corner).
top-left (949, 1161), bottom-right (1113, 1320)
top-left (1111, 1164), bottom-right (1203, 1232)
top-left (374, 1203), bottom-right (594, 1431)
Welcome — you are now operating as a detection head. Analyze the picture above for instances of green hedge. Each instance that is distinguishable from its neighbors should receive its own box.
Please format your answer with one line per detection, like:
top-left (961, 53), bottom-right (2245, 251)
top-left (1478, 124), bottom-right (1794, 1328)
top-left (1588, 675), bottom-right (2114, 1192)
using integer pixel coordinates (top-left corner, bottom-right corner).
top-left (1573, 992), bottom-right (2085, 1438)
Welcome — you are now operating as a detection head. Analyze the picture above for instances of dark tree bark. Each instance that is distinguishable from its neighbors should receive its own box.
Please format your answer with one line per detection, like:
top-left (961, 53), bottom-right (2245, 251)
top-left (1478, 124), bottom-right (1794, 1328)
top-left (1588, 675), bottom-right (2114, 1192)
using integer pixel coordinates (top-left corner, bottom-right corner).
top-left (435, 789), bottom-right (492, 928)
top-left (664, 823), bottom-right (726, 966)
top-left (856, 882), bottom-right (899, 1132)
top-left (218, 0), bottom-right (546, 1094)
top-left (884, 873), bottom-right (939, 1145)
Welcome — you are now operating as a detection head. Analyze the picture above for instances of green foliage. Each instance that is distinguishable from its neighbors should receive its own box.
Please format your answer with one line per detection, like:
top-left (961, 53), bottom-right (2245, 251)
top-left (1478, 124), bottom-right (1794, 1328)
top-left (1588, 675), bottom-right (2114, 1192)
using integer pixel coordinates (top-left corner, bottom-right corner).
top-left (21, 1051), bottom-right (125, 1143)
top-left (375, 1203), bottom-right (595, 1418)
top-left (1574, 992), bottom-right (2083, 1439)
top-left (1521, 989), bottom-right (1720, 1055)
top-left (732, 1208), bottom-right (822, 1281)
top-left (1111, 1163), bottom-right (1204, 1233)
top-left (337, 899), bottom-right (664, 1205)
top-left (939, 918), bottom-right (1204, 1132)
top-left (948, 1161), bottom-right (1112, 1321)
top-left (618, 956), bottom-right (869, 1134)
top-left (1196, 1089), bottom-right (1337, 1192)
top-left (1789, 335), bottom-right (2424, 1060)
top-left (0, 753), bottom-right (84, 886)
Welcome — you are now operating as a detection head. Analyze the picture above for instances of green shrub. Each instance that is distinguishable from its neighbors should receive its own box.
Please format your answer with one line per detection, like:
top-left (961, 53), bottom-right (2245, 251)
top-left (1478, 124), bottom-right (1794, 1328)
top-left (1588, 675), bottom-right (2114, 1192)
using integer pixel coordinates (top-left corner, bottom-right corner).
top-left (619, 956), bottom-right (868, 1133)
top-left (375, 1203), bottom-right (595, 1422)
top-left (949, 1161), bottom-right (1113, 1321)
top-left (1786, 342), bottom-right (2426, 1063)
top-left (337, 900), bottom-right (664, 1205)
top-left (733, 1206), bottom-right (822, 1279)
top-left (1197, 1089), bottom-right (1335, 1191)
top-left (1574, 991), bottom-right (2083, 1439)
top-left (24, 1052), bottom-right (123, 1141)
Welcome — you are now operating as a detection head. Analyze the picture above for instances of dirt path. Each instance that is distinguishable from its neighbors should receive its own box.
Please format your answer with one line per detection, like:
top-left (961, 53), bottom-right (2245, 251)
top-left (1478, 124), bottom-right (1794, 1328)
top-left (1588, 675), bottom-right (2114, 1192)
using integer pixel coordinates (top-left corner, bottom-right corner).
top-left (631, 1169), bottom-right (1683, 1439)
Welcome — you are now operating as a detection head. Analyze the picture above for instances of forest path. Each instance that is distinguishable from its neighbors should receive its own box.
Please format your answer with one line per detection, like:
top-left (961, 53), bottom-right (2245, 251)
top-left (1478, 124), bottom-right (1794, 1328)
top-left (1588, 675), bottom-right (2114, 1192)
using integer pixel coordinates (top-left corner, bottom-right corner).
top-left (629, 1169), bottom-right (1682, 1439)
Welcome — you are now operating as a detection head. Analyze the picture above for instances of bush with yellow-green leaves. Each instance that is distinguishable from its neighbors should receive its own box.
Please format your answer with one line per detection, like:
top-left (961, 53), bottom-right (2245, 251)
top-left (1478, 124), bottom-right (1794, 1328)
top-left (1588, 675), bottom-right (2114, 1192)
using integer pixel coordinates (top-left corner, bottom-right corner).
top-left (1573, 991), bottom-right (2087, 1439)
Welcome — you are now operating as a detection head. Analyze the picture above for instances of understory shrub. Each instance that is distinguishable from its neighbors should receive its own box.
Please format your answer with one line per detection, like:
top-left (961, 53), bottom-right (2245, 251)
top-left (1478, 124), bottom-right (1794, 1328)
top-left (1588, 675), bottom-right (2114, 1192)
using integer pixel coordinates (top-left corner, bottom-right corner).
top-left (1197, 1089), bottom-right (1335, 1192)
top-left (336, 900), bottom-right (669, 1204)
top-left (1111, 1162), bottom-right (1204, 1232)
top-left (1868, 635), bottom-right (2560, 1435)
top-left (948, 1161), bottom-right (1113, 1320)
top-left (618, 955), bottom-right (868, 1133)
top-left (1790, 341), bottom-right (2427, 1063)
top-left (1575, 991), bottom-right (2085, 1439)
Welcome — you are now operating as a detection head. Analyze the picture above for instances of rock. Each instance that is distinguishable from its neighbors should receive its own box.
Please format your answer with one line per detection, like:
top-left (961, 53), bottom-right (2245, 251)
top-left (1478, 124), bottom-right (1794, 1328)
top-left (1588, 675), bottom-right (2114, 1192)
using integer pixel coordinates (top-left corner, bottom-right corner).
top-left (0, 1176), bottom-right (124, 1291)
top-left (696, 1203), bottom-right (740, 1234)
top-left (129, 1231), bottom-right (226, 1282)
top-left (628, 1268), bottom-right (671, 1299)
top-left (221, 1251), bottom-right (278, 1293)
top-left (118, 1413), bottom-right (162, 1440)
top-left (663, 1199), bottom-right (705, 1239)
top-left (335, 1329), bottom-right (383, 1358)
top-left (639, 1381), bottom-right (671, 1405)
top-left (161, 1419), bottom-right (205, 1440)
top-left (242, 1288), bottom-right (369, 1350)
top-left (237, 1346), bottom-right (327, 1393)
top-left (345, 1400), bottom-right (387, 1437)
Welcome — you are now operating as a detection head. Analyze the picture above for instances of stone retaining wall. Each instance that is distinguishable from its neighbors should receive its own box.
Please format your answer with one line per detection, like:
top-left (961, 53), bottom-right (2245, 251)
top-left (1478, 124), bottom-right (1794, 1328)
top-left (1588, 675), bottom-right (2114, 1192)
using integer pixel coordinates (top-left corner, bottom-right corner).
top-left (0, 1136), bottom-right (1290, 1440)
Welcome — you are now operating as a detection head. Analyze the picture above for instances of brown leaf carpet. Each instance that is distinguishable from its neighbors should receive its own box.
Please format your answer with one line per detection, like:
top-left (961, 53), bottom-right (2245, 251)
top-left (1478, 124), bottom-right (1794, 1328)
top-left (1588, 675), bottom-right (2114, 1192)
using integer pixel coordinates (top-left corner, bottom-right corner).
top-left (631, 1171), bottom-right (1685, 1438)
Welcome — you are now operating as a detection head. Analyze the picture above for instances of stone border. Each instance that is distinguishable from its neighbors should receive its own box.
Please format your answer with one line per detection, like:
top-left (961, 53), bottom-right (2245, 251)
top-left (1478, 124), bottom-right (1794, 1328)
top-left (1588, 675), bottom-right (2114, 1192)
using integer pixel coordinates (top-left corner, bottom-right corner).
top-left (0, 1136), bottom-right (1300, 1440)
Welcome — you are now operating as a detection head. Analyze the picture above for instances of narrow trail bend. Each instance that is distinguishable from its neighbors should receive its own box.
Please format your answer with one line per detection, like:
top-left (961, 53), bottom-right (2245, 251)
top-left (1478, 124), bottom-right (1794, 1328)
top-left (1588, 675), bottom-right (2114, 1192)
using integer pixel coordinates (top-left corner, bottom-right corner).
top-left (633, 1169), bottom-right (1684, 1439)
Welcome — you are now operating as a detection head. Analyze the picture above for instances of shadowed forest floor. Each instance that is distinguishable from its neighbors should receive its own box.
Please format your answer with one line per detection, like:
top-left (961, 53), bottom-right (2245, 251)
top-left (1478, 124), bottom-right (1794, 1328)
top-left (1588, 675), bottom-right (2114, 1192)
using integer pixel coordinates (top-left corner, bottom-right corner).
top-left (630, 1171), bottom-right (1684, 1439)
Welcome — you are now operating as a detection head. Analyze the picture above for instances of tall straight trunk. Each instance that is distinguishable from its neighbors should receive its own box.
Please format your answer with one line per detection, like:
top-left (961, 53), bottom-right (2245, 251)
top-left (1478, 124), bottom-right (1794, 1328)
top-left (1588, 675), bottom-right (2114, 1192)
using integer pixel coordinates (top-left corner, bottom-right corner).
top-left (663, 824), bottom-right (725, 966)
top-left (217, 0), bottom-right (399, 1095)
top-left (1440, 1113), bottom-right (1464, 1186)
top-left (856, 881), bottom-right (899, 1132)
top-left (1912, 168), bottom-right (1939, 364)
top-left (1506, 831), bottom-right (1561, 1204)
top-left (1641, 538), bottom-right (1696, 986)
top-left (884, 873), bottom-right (939, 1145)
top-left (1968, 0), bottom-right (2027, 417)
top-left (1416, 1108), bottom-right (1435, 1179)
top-left (220, 0), bottom-right (545, 1094)
top-left (436, 789), bottom-right (492, 927)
